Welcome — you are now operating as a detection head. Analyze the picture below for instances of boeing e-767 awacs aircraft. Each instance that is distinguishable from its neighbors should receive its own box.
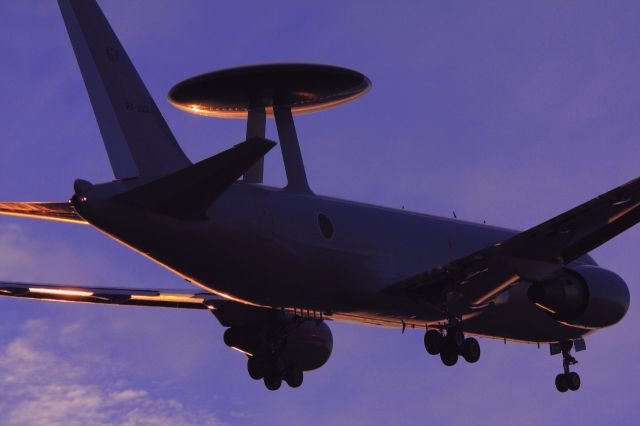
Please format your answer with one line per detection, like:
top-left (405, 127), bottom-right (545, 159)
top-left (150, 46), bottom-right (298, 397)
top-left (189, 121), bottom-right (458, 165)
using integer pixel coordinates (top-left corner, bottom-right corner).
top-left (0, 0), bottom-right (633, 392)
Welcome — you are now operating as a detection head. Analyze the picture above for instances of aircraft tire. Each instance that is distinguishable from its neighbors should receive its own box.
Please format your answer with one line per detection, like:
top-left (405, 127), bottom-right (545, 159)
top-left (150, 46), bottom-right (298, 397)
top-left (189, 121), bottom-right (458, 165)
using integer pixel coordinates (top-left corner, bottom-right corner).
top-left (461, 337), bottom-right (480, 363)
top-left (285, 365), bottom-right (304, 388)
top-left (440, 345), bottom-right (458, 366)
top-left (273, 354), bottom-right (287, 376)
top-left (264, 374), bottom-right (282, 391)
top-left (447, 328), bottom-right (465, 350)
top-left (424, 330), bottom-right (443, 355)
top-left (555, 374), bottom-right (569, 392)
top-left (247, 356), bottom-right (264, 380)
top-left (567, 372), bottom-right (581, 391)
top-left (223, 327), bottom-right (237, 347)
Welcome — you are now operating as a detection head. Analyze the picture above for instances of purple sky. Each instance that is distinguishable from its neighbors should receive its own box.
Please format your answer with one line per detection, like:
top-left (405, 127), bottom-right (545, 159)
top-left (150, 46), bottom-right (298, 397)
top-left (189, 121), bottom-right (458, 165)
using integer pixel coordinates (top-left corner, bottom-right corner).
top-left (1, 0), bottom-right (640, 424)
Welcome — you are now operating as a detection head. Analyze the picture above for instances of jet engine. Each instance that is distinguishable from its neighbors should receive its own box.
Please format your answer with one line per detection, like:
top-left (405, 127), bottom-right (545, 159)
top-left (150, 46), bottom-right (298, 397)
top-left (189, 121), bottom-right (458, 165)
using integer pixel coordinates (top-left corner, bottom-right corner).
top-left (527, 265), bottom-right (630, 329)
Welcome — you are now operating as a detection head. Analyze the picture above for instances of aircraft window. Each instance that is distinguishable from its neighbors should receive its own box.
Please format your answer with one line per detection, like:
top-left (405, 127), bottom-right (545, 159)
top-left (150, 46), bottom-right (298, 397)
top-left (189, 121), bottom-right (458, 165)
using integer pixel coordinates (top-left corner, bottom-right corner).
top-left (318, 213), bottom-right (334, 239)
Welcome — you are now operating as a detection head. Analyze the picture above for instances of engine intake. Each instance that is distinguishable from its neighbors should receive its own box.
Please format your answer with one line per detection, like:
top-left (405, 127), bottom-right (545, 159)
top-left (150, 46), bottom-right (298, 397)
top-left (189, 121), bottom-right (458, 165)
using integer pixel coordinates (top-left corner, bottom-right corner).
top-left (527, 265), bottom-right (629, 329)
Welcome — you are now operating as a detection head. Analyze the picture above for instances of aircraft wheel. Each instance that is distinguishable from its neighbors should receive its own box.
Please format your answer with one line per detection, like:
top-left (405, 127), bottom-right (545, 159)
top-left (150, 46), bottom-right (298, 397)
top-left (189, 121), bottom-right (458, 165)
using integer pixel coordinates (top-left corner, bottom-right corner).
top-left (440, 345), bottom-right (458, 366)
top-left (273, 354), bottom-right (287, 376)
top-left (447, 328), bottom-right (465, 350)
top-left (461, 337), bottom-right (480, 363)
top-left (285, 365), bottom-right (304, 388)
top-left (223, 327), bottom-right (237, 347)
top-left (264, 374), bottom-right (282, 391)
top-left (555, 373), bottom-right (569, 392)
top-left (424, 330), bottom-right (443, 355)
top-left (567, 372), bottom-right (581, 391)
top-left (247, 356), bottom-right (264, 380)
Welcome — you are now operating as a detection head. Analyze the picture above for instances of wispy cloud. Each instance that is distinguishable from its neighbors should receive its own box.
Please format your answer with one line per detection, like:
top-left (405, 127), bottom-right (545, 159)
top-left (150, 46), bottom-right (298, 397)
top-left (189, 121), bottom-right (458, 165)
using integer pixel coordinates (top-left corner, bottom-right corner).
top-left (0, 319), bottom-right (224, 426)
top-left (0, 224), bottom-right (227, 426)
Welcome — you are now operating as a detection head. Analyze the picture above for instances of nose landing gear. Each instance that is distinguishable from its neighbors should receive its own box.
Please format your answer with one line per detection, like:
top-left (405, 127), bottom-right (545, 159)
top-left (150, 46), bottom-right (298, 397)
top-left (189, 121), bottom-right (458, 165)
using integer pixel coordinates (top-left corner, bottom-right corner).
top-left (553, 340), bottom-right (583, 392)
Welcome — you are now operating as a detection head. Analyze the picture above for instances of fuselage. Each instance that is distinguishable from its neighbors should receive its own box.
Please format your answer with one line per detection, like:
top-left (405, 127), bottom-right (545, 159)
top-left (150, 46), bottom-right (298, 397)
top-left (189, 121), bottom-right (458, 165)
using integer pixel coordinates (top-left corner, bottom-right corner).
top-left (75, 179), bottom-right (595, 343)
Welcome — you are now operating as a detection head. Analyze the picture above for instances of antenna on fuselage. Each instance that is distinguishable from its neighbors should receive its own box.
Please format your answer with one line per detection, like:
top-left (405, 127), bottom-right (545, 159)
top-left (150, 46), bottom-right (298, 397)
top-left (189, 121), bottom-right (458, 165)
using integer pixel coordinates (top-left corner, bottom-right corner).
top-left (167, 64), bottom-right (371, 193)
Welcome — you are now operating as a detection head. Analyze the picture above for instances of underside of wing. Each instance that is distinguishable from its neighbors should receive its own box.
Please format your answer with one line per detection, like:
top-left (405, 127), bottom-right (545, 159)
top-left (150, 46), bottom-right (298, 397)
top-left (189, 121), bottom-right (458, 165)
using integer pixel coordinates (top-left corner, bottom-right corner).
top-left (0, 201), bottom-right (87, 224)
top-left (0, 281), bottom-right (224, 310)
top-left (385, 175), bottom-right (640, 315)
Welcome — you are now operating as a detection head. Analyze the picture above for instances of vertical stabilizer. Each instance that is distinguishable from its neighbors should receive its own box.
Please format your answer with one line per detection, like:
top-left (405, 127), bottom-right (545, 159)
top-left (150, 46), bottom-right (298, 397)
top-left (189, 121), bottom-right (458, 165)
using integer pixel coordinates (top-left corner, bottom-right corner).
top-left (58, 0), bottom-right (191, 178)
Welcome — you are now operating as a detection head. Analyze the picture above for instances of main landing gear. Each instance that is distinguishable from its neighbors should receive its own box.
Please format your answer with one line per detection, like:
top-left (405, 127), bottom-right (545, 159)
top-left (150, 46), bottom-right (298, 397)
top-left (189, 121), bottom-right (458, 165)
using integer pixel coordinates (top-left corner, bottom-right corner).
top-left (223, 321), bottom-right (306, 391)
top-left (424, 326), bottom-right (480, 366)
top-left (554, 340), bottom-right (581, 392)
top-left (247, 353), bottom-right (304, 391)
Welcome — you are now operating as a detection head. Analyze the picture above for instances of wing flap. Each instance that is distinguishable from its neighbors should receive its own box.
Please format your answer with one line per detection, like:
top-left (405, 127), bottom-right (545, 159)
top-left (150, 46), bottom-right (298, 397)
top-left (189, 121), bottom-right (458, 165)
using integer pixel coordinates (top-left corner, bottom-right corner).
top-left (0, 202), bottom-right (87, 224)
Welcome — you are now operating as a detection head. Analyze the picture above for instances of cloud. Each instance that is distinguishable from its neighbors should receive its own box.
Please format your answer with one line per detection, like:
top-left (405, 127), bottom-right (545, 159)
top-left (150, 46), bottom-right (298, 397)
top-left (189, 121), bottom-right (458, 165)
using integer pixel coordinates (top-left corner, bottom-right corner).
top-left (0, 319), bottom-right (224, 426)
top-left (0, 223), bottom-right (226, 426)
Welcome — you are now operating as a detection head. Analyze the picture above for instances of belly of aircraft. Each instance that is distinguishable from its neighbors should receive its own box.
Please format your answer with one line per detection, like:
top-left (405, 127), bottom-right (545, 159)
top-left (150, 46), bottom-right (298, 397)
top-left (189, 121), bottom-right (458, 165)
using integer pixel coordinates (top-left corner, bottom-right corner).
top-left (78, 182), bottom-right (589, 344)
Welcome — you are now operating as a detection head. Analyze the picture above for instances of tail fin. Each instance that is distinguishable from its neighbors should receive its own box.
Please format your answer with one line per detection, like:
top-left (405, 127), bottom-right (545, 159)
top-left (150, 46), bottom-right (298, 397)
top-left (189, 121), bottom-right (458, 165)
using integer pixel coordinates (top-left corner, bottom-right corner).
top-left (58, 0), bottom-right (191, 179)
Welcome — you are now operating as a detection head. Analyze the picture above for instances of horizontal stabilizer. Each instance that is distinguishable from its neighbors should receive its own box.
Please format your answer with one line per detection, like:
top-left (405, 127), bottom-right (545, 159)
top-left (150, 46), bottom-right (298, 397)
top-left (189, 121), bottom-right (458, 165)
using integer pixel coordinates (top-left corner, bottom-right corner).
top-left (0, 201), bottom-right (87, 224)
top-left (116, 137), bottom-right (276, 219)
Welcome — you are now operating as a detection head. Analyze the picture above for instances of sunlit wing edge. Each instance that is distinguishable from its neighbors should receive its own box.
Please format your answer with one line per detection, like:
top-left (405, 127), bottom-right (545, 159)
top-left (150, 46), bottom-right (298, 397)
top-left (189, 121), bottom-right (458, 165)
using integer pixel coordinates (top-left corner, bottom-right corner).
top-left (0, 281), bottom-right (223, 310)
top-left (0, 202), bottom-right (88, 224)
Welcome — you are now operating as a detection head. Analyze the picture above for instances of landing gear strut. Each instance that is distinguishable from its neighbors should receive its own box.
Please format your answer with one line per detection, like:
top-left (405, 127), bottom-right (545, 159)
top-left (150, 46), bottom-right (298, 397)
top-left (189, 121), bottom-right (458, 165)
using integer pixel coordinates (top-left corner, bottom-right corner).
top-left (424, 324), bottom-right (480, 366)
top-left (554, 341), bottom-right (581, 392)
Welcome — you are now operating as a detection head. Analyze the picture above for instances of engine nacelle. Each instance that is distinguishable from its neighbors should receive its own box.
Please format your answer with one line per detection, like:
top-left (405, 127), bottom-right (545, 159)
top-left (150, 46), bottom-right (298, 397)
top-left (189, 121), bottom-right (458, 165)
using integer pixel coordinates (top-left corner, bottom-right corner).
top-left (527, 265), bottom-right (630, 329)
top-left (223, 318), bottom-right (333, 371)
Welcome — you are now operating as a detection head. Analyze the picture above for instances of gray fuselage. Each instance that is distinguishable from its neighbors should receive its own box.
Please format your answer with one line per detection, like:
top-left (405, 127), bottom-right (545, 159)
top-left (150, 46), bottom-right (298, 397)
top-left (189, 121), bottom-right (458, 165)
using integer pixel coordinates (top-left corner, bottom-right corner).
top-left (75, 179), bottom-right (593, 344)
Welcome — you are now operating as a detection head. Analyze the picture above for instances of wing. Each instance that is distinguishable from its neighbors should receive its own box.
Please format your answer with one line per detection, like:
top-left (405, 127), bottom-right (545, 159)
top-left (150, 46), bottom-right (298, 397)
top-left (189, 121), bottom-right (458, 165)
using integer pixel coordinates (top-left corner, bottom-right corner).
top-left (0, 201), bottom-right (87, 224)
top-left (385, 175), bottom-right (640, 315)
top-left (0, 281), bottom-right (224, 310)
